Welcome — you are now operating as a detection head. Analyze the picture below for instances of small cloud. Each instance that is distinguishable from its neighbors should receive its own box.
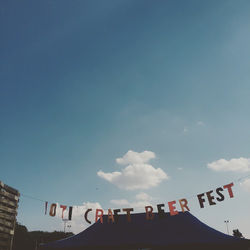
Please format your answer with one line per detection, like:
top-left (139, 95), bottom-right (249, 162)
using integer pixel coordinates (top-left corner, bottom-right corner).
top-left (135, 192), bottom-right (152, 201)
top-left (131, 200), bottom-right (152, 210)
top-left (72, 202), bottom-right (102, 233)
top-left (207, 157), bottom-right (250, 173)
top-left (53, 202), bottom-right (102, 234)
top-left (116, 150), bottom-right (156, 165)
top-left (97, 171), bottom-right (121, 182)
top-left (240, 178), bottom-right (250, 192)
top-left (110, 192), bottom-right (153, 212)
top-left (177, 167), bottom-right (183, 171)
top-left (197, 121), bottom-right (205, 126)
top-left (110, 199), bottom-right (130, 206)
top-left (183, 127), bottom-right (188, 133)
top-left (97, 150), bottom-right (168, 190)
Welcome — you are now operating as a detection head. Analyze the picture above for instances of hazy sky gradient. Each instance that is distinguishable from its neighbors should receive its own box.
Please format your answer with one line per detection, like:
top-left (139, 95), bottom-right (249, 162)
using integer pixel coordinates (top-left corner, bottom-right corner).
top-left (1, 0), bottom-right (250, 236)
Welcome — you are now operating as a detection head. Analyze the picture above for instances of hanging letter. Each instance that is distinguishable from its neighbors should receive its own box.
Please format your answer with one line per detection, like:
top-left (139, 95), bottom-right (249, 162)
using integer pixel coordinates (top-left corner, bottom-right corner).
top-left (145, 206), bottom-right (154, 220)
top-left (113, 209), bottom-right (121, 223)
top-left (60, 205), bottom-right (67, 219)
top-left (223, 183), bottom-right (234, 198)
top-left (49, 203), bottom-right (57, 217)
top-left (168, 201), bottom-right (178, 216)
top-left (157, 204), bottom-right (165, 219)
top-left (179, 199), bottom-right (190, 212)
top-left (45, 201), bottom-right (48, 215)
top-left (84, 209), bottom-right (92, 224)
top-left (68, 206), bottom-right (73, 220)
top-left (206, 190), bottom-right (216, 206)
top-left (216, 187), bottom-right (225, 202)
top-left (95, 209), bottom-right (104, 223)
top-left (197, 193), bottom-right (206, 208)
top-left (107, 209), bottom-right (115, 223)
top-left (123, 208), bottom-right (134, 222)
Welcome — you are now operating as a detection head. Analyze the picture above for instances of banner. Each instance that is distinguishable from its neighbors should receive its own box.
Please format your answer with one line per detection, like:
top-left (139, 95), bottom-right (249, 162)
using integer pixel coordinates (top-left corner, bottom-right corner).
top-left (44, 182), bottom-right (235, 224)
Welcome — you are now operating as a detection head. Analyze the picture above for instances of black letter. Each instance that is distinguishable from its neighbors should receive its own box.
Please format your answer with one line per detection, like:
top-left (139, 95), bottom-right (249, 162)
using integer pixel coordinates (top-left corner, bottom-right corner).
top-left (216, 187), bottom-right (225, 202)
top-left (197, 193), bottom-right (206, 208)
top-left (123, 208), bottom-right (134, 222)
top-left (113, 209), bottom-right (121, 223)
top-left (68, 206), bottom-right (73, 220)
top-left (206, 190), bottom-right (216, 205)
top-left (157, 204), bottom-right (165, 218)
top-left (84, 209), bottom-right (92, 224)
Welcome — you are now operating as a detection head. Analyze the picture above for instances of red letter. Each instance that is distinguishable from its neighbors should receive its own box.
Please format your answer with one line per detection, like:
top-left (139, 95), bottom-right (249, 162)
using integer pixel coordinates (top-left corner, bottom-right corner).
top-left (168, 201), bottom-right (178, 216)
top-left (179, 199), bottom-right (190, 212)
top-left (49, 203), bottom-right (57, 217)
top-left (60, 205), bottom-right (67, 219)
top-left (107, 209), bottom-right (114, 223)
top-left (223, 183), bottom-right (234, 198)
top-left (95, 209), bottom-right (104, 223)
top-left (145, 206), bottom-right (154, 220)
top-left (123, 208), bottom-right (134, 222)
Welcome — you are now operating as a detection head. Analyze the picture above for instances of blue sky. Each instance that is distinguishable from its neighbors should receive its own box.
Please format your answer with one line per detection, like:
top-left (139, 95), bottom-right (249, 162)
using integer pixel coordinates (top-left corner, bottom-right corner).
top-left (1, 0), bottom-right (250, 237)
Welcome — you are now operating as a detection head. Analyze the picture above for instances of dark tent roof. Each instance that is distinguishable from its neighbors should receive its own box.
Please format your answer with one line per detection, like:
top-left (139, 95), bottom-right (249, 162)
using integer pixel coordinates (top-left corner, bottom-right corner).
top-left (40, 212), bottom-right (250, 250)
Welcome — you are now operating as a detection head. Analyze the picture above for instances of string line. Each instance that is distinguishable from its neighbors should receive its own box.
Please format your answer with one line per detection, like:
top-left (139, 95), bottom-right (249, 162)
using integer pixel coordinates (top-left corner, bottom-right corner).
top-left (19, 173), bottom-right (250, 210)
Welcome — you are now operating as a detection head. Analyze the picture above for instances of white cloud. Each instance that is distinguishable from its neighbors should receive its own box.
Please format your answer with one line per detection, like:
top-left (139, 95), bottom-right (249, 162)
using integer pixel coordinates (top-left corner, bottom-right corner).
top-left (240, 178), bottom-right (250, 192)
top-left (130, 200), bottom-right (152, 211)
top-left (110, 200), bottom-right (151, 212)
top-left (133, 192), bottom-right (152, 210)
top-left (116, 150), bottom-right (156, 165)
top-left (135, 192), bottom-right (152, 201)
top-left (110, 199), bottom-right (130, 206)
top-left (50, 202), bottom-right (102, 234)
top-left (97, 150), bottom-right (168, 190)
top-left (207, 157), bottom-right (250, 173)
top-left (183, 127), bottom-right (188, 133)
top-left (197, 121), bottom-right (205, 126)
top-left (97, 171), bottom-right (121, 182)
top-left (177, 167), bottom-right (183, 171)
top-left (70, 202), bottom-right (102, 234)
top-left (110, 192), bottom-right (153, 212)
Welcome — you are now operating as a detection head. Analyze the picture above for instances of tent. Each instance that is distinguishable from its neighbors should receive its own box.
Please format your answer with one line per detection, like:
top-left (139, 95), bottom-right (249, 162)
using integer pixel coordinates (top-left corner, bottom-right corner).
top-left (40, 212), bottom-right (250, 250)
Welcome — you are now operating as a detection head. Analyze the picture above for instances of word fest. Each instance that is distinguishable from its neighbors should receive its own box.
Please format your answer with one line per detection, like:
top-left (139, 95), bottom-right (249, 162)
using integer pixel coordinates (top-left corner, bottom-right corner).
top-left (45, 182), bottom-right (234, 224)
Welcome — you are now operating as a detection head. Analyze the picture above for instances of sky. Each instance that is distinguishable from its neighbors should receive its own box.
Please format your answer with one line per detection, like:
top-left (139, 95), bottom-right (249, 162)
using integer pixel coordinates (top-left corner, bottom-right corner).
top-left (1, 0), bottom-right (250, 238)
